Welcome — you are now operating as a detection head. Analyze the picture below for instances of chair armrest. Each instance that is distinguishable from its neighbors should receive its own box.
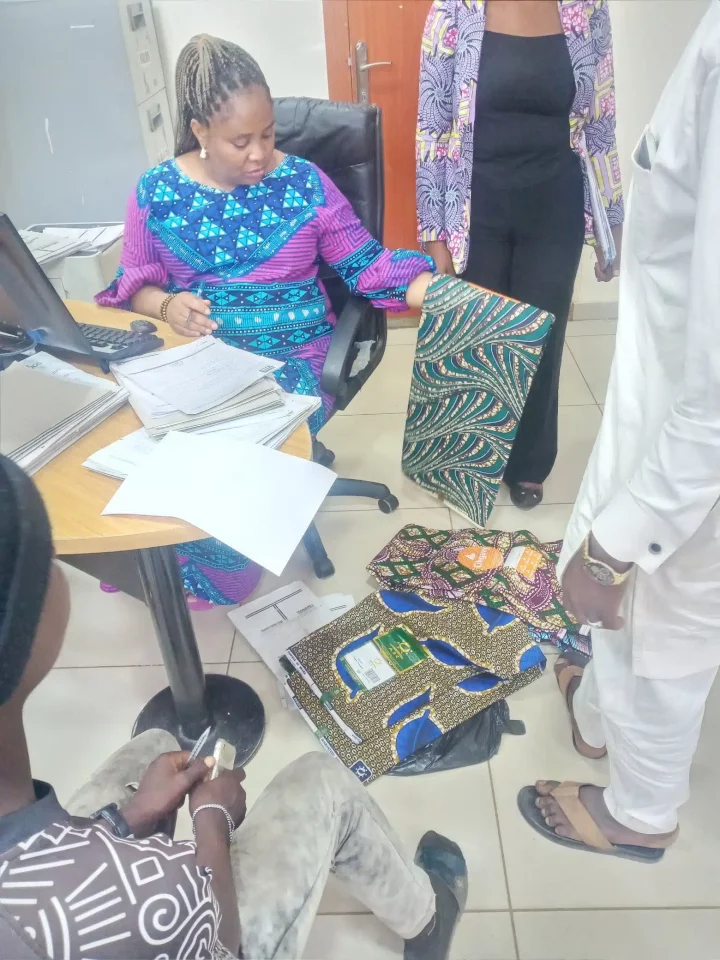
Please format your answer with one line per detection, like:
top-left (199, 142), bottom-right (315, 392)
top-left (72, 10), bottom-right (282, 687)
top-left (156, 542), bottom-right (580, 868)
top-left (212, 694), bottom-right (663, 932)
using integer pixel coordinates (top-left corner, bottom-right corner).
top-left (320, 295), bottom-right (370, 403)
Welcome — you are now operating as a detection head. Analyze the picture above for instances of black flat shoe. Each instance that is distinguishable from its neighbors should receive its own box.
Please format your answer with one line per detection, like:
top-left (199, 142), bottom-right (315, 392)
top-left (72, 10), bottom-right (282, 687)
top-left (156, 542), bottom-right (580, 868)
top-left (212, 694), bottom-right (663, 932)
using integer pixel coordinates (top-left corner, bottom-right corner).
top-left (404, 831), bottom-right (468, 960)
top-left (509, 483), bottom-right (544, 511)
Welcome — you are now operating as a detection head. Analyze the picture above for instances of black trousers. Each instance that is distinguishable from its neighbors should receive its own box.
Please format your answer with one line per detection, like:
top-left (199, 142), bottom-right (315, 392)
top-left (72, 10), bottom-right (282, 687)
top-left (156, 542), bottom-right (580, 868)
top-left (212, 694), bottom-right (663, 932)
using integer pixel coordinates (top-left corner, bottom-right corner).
top-left (462, 159), bottom-right (585, 485)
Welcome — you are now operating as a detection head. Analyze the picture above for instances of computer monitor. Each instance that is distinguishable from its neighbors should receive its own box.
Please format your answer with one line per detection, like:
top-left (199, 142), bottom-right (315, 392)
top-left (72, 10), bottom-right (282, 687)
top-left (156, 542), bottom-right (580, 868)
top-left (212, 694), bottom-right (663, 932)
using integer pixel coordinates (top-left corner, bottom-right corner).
top-left (0, 212), bottom-right (95, 361)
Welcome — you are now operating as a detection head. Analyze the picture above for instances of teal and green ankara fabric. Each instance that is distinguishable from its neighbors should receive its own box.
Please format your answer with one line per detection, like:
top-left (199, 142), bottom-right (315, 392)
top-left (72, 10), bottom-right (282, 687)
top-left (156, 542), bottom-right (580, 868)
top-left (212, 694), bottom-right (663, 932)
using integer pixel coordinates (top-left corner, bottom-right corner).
top-left (284, 589), bottom-right (546, 781)
top-left (402, 275), bottom-right (554, 525)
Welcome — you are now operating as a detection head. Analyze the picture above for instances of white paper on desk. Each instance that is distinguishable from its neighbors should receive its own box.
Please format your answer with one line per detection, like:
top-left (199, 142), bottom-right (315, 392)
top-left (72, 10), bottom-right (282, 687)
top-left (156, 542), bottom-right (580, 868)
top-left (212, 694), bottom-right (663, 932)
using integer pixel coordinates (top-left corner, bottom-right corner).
top-left (83, 428), bottom-right (159, 479)
top-left (102, 432), bottom-right (336, 575)
top-left (112, 338), bottom-right (282, 416)
top-left (18, 352), bottom-right (121, 390)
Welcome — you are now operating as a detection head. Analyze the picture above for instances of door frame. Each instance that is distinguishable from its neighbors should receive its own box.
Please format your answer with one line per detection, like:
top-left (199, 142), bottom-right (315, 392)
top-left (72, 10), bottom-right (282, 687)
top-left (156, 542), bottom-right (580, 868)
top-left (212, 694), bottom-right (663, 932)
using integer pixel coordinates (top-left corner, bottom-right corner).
top-left (323, 0), bottom-right (354, 101)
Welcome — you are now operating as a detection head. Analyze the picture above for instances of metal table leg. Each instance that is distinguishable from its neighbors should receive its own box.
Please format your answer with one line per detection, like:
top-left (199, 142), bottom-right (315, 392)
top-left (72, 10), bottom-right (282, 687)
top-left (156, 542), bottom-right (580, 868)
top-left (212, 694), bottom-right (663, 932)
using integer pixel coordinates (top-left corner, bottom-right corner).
top-left (132, 545), bottom-right (265, 765)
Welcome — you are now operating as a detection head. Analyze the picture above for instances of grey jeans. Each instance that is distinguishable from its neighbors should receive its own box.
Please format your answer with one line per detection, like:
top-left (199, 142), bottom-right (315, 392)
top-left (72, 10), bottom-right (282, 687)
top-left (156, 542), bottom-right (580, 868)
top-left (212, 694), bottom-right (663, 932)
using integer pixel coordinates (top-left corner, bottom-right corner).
top-left (68, 730), bottom-right (436, 959)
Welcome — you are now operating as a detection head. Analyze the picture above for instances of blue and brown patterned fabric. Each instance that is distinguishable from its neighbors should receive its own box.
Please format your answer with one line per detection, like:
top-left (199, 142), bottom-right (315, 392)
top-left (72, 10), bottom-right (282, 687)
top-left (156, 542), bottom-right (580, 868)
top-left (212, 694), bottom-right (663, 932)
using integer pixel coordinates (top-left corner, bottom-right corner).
top-left (284, 590), bottom-right (545, 783)
top-left (402, 275), bottom-right (554, 525)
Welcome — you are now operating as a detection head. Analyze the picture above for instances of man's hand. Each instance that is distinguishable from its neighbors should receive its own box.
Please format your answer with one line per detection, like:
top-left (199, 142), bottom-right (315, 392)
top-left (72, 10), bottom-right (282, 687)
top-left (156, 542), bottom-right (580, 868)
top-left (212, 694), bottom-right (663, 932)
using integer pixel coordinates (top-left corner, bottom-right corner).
top-left (561, 535), bottom-right (632, 631)
top-left (190, 768), bottom-right (247, 833)
top-left (122, 752), bottom-right (214, 837)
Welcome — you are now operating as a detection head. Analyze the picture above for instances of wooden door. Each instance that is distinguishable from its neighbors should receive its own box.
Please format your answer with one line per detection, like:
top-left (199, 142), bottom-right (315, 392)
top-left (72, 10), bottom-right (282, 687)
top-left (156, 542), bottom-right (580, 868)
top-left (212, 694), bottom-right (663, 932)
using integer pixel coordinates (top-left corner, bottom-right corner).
top-left (323, 0), bottom-right (432, 251)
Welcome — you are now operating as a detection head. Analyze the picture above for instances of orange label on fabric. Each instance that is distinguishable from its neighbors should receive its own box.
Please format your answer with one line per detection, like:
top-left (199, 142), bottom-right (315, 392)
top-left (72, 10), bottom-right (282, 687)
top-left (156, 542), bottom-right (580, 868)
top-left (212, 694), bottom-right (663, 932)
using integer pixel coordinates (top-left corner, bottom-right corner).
top-left (457, 546), bottom-right (504, 573)
top-left (505, 546), bottom-right (543, 580)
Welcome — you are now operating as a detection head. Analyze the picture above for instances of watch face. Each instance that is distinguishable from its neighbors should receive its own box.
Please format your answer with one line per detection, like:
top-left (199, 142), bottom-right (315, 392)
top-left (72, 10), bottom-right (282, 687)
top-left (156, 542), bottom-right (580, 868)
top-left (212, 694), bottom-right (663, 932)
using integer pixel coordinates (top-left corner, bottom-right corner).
top-left (585, 561), bottom-right (615, 587)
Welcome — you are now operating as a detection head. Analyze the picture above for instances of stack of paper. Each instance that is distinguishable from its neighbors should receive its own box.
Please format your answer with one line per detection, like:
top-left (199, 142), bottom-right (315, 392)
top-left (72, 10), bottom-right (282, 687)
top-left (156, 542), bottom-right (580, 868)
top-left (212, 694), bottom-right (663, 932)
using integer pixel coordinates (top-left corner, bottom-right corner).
top-left (19, 230), bottom-right (90, 266)
top-left (228, 582), bottom-right (355, 706)
top-left (102, 432), bottom-right (336, 576)
top-left (84, 390), bottom-right (321, 480)
top-left (111, 337), bottom-right (292, 438)
top-left (0, 354), bottom-right (128, 474)
top-left (20, 225), bottom-right (125, 266)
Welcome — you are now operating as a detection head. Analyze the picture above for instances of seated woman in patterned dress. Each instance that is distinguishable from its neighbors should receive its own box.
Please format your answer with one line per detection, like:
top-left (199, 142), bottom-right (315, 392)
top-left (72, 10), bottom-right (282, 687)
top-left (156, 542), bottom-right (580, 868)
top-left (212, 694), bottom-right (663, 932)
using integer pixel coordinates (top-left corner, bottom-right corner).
top-left (97, 34), bottom-right (435, 607)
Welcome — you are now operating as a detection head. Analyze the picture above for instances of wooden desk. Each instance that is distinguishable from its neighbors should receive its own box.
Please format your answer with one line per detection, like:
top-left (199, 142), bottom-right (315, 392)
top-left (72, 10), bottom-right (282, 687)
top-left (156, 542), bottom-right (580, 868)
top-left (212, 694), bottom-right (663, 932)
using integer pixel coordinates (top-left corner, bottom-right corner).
top-left (36, 300), bottom-right (312, 554)
top-left (36, 300), bottom-right (313, 760)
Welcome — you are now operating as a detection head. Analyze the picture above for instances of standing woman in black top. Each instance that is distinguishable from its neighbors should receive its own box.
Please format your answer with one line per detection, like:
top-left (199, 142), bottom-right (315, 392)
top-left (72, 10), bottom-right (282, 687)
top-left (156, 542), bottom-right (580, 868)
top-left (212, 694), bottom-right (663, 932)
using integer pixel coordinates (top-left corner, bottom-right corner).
top-left (417, 0), bottom-right (624, 510)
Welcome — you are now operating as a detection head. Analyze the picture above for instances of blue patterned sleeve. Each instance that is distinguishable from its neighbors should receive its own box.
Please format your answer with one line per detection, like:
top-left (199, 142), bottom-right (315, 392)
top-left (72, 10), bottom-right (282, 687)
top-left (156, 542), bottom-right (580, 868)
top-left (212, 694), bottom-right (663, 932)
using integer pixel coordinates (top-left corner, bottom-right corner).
top-left (315, 169), bottom-right (434, 310)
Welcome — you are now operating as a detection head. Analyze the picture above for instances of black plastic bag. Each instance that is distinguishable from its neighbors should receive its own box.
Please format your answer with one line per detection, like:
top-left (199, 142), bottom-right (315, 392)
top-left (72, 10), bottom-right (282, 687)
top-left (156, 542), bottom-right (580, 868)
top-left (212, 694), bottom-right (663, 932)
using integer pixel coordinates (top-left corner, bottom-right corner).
top-left (388, 699), bottom-right (525, 777)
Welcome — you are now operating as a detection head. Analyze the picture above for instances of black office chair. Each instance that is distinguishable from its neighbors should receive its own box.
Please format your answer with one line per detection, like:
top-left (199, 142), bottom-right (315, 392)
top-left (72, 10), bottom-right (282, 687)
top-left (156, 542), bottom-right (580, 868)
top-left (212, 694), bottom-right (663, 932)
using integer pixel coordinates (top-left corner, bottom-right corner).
top-left (274, 97), bottom-right (401, 580)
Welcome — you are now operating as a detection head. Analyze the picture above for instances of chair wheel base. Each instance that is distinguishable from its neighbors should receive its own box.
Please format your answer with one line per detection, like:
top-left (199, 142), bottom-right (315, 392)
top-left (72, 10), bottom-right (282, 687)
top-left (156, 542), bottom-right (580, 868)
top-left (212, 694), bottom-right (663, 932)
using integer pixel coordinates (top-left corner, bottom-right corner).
top-left (379, 495), bottom-right (399, 514)
top-left (317, 448), bottom-right (336, 467)
top-left (313, 557), bottom-right (336, 579)
top-left (313, 440), bottom-right (336, 467)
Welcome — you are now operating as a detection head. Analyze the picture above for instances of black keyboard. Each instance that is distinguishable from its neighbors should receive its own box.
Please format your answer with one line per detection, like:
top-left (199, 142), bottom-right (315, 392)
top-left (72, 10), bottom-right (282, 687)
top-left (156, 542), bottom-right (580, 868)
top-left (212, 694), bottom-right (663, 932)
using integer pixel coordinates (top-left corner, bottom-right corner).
top-left (77, 322), bottom-right (163, 360)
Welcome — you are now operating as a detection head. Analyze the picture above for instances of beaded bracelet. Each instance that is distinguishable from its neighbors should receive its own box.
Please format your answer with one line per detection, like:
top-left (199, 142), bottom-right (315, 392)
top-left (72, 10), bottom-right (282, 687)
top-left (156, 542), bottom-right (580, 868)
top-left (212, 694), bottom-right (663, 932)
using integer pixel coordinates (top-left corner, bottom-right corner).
top-left (159, 293), bottom-right (177, 323)
top-left (191, 803), bottom-right (236, 841)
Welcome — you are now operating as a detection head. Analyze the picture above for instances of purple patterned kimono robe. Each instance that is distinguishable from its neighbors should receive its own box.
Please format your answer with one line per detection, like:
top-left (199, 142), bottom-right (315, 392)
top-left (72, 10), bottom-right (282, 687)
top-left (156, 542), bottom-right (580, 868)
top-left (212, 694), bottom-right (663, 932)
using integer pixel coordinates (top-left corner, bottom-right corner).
top-left (416, 0), bottom-right (624, 273)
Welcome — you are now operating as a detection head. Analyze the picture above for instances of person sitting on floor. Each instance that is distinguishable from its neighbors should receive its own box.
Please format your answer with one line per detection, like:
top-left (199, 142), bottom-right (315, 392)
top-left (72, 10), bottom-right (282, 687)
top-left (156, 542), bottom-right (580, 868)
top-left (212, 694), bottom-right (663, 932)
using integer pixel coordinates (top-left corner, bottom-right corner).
top-left (0, 455), bottom-right (467, 960)
top-left (95, 34), bottom-right (435, 608)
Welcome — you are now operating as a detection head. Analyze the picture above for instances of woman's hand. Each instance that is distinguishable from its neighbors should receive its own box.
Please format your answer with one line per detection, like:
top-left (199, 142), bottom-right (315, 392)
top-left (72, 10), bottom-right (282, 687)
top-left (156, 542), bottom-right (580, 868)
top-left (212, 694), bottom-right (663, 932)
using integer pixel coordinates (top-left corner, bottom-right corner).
top-left (425, 240), bottom-right (456, 276)
top-left (121, 751), bottom-right (214, 837)
top-left (406, 271), bottom-right (435, 312)
top-left (190, 767), bottom-right (248, 832)
top-left (166, 292), bottom-right (217, 338)
top-left (594, 224), bottom-right (623, 282)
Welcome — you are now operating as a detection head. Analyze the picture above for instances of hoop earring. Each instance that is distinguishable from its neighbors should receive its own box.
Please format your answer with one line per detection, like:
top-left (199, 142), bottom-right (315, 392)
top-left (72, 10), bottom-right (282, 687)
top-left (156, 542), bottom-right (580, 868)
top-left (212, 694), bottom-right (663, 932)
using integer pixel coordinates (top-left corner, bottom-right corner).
top-left (200, 146), bottom-right (207, 160)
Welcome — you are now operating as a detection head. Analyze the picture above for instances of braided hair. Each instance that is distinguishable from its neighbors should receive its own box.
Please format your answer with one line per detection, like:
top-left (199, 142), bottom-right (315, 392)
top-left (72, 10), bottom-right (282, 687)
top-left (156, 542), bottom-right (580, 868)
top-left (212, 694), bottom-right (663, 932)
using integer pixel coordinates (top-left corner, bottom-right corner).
top-left (174, 34), bottom-right (271, 156)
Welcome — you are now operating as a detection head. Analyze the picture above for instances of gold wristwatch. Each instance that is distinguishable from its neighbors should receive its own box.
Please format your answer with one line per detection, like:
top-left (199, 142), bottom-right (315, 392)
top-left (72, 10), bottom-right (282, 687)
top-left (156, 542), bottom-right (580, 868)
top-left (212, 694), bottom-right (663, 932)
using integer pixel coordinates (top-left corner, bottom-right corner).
top-left (582, 535), bottom-right (632, 587)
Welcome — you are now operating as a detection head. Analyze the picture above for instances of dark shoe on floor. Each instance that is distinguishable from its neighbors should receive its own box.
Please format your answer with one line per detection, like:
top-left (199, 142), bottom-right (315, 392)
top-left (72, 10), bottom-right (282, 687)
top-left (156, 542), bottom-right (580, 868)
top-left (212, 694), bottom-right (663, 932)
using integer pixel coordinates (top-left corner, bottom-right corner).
top-left (509, 482), bottom-right (544, 511)
top-left (404, 831), bottom-right (468, 960)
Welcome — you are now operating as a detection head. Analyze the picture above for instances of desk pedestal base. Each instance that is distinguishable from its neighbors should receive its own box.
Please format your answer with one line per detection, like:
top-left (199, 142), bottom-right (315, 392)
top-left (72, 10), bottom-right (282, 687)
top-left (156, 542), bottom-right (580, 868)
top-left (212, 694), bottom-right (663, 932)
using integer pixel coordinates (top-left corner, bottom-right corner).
top-left (135, 544), bottom-right (265, 766)
top-left (133, 674), bottom-right (265, 766)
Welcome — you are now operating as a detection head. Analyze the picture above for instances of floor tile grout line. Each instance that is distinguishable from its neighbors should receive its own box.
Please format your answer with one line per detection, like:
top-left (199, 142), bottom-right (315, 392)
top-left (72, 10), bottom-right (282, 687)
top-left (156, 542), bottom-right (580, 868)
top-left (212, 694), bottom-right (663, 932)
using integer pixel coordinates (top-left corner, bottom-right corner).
top-left (308, 904), bottom-right (720, 917)
top-left (487, 762), bottom-right (521, 960)
top-left (565, 338), bottom-right (604, 407)
top-left (226, 628), bottom-right (236, 675)
top-left (510, 905), bottom-right (720, 913)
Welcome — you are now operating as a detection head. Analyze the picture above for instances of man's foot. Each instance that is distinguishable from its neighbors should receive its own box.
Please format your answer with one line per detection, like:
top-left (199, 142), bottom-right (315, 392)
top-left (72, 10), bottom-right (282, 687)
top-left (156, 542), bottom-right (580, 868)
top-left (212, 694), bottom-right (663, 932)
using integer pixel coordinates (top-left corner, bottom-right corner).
top-left (535, 781), bottom-right (675, 847)
top-left (404, 831), bottom-right (468, 960)
top-left (555, 658), bottom-right (607, 759)
top-left (509, 482), bottom-right (543, 511)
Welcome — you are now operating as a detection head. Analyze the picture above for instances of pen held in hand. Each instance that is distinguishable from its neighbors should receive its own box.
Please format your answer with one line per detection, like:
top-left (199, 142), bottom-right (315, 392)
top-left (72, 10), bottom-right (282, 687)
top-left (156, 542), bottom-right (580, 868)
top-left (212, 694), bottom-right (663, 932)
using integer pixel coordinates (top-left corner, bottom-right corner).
top-left (186, 725), bottom-right (212, 768)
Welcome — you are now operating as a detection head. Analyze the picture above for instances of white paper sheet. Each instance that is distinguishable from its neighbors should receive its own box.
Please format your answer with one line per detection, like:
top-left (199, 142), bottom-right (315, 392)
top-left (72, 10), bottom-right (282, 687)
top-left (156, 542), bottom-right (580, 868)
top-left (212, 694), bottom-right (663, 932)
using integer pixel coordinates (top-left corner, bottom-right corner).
top-left (18, 351), bottom-right (121, 389)
top-left (112, 338), bottom-right (282, 415)
top-left (83, 428), bottom-right (159, 479)
top-left (228, 584), bottom-right (355, 705)
top-left (102, 432), bottom-right (336, 575)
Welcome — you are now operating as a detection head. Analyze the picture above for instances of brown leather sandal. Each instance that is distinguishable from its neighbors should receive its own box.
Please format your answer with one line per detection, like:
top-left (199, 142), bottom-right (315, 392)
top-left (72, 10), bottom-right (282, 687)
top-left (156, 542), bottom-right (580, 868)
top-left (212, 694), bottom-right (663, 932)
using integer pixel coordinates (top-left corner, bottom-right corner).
top-left (517, 781), bottom-right (679, 863)
top-left (556, 658), bottom-right (607, 759)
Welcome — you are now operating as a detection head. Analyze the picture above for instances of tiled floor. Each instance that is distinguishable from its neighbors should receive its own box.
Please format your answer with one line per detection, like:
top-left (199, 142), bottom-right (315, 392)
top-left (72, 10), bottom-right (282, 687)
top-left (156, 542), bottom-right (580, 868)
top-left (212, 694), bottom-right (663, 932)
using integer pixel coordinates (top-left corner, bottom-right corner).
top-left (29, 316), bottom-right (720, 958)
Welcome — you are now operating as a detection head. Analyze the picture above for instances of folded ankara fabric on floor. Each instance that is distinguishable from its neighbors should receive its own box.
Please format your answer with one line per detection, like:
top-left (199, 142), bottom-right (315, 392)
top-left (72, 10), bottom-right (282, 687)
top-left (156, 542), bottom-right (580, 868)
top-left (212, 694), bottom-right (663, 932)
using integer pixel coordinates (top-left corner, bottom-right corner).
top-left (284, 590), bottom-right (546, 782)
top-left (368, 524), bottom-right (590, 658)
top-left (402, 275), bottom-right (554, 526)
top-left (286, 666), bottom-right (538, 784)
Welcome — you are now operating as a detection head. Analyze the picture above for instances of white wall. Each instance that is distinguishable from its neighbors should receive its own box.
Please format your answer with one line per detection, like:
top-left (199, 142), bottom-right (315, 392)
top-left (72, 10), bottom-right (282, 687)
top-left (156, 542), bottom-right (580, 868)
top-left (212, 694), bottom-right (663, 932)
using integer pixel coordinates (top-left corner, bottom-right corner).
top-left (573, 0), bottom-right (708, 315)
top-left (151, 0), bottom-right (329, 120)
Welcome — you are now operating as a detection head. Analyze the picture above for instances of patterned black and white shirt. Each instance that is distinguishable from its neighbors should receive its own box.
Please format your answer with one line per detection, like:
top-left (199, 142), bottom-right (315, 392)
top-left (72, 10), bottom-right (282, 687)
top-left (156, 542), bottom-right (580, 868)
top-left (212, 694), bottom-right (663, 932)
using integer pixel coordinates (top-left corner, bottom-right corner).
top-left (0, 782), bottom-right (225, 959)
